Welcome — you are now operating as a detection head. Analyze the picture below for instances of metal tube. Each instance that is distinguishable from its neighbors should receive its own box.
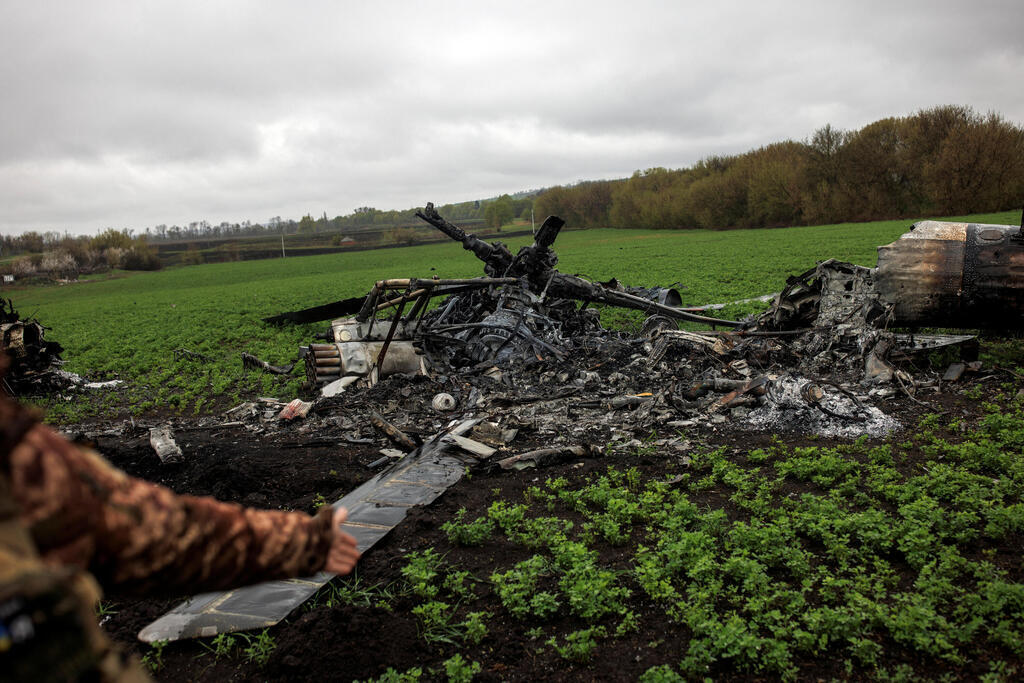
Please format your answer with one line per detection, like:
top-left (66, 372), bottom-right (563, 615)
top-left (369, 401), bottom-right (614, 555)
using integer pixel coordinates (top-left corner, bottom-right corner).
top-left (375, 288), bottom-right (429, 312)
top-left (405, 287), bottom-right (434, 322)
top-left (375, 298), bottom-right (409, 372)
top-left (355, 283), bottom-right (382, 323)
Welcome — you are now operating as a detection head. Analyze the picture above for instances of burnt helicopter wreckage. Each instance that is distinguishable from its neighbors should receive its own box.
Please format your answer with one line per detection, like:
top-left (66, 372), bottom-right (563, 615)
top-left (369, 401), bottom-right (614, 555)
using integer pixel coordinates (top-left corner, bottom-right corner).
top-left (270, 206), bottom-right (1006, 408)
top-left (141, 211), bottom-right (1017, 644)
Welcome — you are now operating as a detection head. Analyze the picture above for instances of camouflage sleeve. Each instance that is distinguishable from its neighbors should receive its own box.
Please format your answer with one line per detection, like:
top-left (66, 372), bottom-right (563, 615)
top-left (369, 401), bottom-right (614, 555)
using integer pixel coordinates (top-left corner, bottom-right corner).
top-left (8, 422), bottom-right (335, 596)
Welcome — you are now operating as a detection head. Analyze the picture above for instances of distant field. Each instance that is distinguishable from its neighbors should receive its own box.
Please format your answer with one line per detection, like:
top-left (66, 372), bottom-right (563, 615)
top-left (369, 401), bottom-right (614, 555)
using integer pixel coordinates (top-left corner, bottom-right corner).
top-left (4, 209), bottom-right (1020, 420)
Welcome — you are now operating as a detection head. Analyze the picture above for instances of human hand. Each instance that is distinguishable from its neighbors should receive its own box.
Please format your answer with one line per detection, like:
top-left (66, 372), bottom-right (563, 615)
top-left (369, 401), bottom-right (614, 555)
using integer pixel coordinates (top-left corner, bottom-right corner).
top-left (325, 507), bottom-right (361, 575)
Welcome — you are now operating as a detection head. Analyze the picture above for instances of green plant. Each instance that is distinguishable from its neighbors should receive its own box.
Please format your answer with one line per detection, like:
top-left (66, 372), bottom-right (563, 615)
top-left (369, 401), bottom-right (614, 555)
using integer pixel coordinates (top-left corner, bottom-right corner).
top-left (212, 632), bottom-right (237, 658)
top-left (240, 630), bottom-right (276, 667)
top-left (486, 500), bottom-right (528, 534)
top-left (981, 659), bottom-right (1019, 682)
top-left (443, 570), bottom-right (477, 601)
top-left (461, 611), bottom-right (488, 644)
top-left (401, 549), bottom-right (444, 599)
top-left (559, 562), bottom-right (631, 621)
top-left (443, 653), bottom-right (481, 682)
top-left (638, 664), bottom-right (685, 682)
top-left (94, 600), bottom-right (118, 618)
top-left (199, 632), bottom-right (238, 659)
top-left (310, 574), bottom-right (396, 610)
top-left (615, 610), bottom-right (640, 636)
top-left (548, 626), bottom-right (606, 663)
top-left (141, 640), bottom-right (167, 673)
top-left (442, 509), bottom-right (495, 546)
top-left (509, 515), bottom-right (573, 549)
top-left (490, 555), bottom-right (560, 619)
top-left (359, 666), bottom-right (423, 682)
top-left (411, 600), bottom-right (460, 644)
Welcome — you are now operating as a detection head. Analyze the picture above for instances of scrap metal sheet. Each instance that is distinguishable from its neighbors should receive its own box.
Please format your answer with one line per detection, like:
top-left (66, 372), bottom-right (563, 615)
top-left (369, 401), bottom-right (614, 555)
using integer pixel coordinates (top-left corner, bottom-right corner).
top-left (138, 440), bottom-right (466, 642)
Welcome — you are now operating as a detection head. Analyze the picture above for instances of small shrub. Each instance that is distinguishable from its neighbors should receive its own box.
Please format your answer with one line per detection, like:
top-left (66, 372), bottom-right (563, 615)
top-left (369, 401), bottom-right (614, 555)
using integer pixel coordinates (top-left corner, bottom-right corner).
top-left (240, 630), bottom-right (276, 667)
top-left (462, 611), bottom-right (488, 644)
top-left (443, 653), bottom-right (481, 682)
top-left (141, 640), bottom-right (167, 673)
top-left (548, 626), bottom-right (606, 663)
top-left (442, 508), bottom-right (495, 546)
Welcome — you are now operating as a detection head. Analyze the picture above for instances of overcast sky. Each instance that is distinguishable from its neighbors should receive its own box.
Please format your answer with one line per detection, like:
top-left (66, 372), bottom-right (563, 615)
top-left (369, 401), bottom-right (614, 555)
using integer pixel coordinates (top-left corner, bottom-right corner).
top-left (2, 1), bottom-right (1022, 236)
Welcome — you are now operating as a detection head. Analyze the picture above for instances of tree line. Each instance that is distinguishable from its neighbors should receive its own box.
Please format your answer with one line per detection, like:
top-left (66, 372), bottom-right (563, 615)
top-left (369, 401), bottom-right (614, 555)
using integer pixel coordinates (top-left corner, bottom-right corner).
top-left (534, 105), bottom-right (1024, 230)
top-left (0, 193), bottom-right (540, 263)
top-left (1, 229), bottom-right (162, 278)
top-left (3, 105), bottom-right (1020, 273)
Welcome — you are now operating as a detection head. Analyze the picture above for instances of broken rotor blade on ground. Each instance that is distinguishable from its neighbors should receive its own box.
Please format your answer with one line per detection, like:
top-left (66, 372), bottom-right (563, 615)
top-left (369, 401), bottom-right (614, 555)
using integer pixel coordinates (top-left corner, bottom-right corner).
top-left (262, 295), bottom-right (367, 326)
top-left (139, 425), bottom-right (475, 643)
top-left (551, 275), bottom-right (743, 327)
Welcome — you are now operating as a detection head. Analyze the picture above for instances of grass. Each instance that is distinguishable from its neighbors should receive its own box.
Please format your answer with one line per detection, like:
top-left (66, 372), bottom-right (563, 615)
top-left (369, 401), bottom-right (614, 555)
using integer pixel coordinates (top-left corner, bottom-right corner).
top-left (4, 209), bottom-right (1019, 421)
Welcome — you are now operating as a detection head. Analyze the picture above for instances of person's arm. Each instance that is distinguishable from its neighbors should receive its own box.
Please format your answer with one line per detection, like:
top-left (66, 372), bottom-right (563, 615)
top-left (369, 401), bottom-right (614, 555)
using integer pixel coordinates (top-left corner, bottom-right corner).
top-left (9, 421), bottom-right (358, 596)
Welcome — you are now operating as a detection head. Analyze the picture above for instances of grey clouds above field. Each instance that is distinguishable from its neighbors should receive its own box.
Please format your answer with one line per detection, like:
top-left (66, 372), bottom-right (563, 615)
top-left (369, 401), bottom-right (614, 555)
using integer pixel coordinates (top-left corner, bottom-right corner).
top-left (2, 1), bottom-right (1023, 235)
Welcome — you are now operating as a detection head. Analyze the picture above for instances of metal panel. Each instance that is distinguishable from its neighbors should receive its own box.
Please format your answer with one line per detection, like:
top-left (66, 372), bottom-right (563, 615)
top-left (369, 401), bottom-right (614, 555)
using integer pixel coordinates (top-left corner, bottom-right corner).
top-left (876, 221), bottom-right (1024, 328)
top-left (138, 438), bottom-right (466, 643)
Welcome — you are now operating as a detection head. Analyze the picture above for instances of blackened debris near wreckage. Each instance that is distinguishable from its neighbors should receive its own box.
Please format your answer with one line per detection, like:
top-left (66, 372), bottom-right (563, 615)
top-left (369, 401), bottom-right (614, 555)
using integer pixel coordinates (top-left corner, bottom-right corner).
top-left (0, 297), bottom-right (65, 394)
top-left (1, 298), bottom-right (124, 395)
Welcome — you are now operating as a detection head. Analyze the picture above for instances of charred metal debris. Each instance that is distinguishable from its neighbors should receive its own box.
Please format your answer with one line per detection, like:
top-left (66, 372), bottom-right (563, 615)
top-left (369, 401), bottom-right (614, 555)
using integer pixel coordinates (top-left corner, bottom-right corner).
top-left (257, 207), bottom-right (1003, 443)
top-left (0, 298), bottom-right (123, 395)
top-left (1, 298), bottom-right (65, 394)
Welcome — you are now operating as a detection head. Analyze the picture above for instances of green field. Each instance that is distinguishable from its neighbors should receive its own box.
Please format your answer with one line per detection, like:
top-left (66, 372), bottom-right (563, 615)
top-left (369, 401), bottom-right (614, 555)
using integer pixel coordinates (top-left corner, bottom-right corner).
top-left (4, 209), bottom-right (1019, 420)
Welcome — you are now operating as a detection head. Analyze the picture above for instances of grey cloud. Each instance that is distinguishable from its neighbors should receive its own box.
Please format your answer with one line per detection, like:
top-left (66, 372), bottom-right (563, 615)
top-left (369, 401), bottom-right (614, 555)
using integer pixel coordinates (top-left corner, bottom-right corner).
top-left (1, 0), bottom-right (1022, 235)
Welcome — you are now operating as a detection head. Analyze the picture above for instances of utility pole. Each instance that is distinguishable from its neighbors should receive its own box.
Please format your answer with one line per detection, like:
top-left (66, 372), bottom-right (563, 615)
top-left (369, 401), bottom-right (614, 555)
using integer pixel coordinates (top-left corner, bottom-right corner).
top-left (531, 209), bottom-right (535, 235)
top-left (281, 230), bottom-right (286, 258)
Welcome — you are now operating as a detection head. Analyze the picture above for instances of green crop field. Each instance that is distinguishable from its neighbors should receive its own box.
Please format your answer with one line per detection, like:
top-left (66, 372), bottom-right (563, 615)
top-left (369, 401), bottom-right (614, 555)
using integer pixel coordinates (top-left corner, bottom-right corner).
top-left (3, 209), bottom-right (1020, 421)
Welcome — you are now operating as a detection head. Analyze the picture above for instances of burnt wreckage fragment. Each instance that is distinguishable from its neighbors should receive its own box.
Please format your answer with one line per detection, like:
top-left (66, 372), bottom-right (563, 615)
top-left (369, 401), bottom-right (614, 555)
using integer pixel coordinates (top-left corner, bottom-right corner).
top-left (0, 298), bottom-right (65, 394)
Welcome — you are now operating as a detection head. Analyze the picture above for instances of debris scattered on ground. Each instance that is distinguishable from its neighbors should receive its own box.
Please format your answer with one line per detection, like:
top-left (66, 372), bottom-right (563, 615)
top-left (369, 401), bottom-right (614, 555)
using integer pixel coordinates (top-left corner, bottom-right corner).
top-left (369, 410), bottom-right (417, 451)
top-left (54, 370), bottom-right (124, 391)
top-left (139, 419), bottom-right (479, 642)
top-left (278, 398), bottom-right (312, 420)
top-left (497, 444), bottom-right (595, 471)
top-left (2, 297), bottom-right (128, 395)
top-left (149, 426), bottom-right (183, 464)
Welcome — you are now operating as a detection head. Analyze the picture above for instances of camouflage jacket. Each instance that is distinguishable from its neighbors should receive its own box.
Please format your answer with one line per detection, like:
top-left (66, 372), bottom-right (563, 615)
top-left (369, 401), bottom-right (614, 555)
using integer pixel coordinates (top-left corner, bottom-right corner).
top-left (1, 399), bottom-right (335, 597)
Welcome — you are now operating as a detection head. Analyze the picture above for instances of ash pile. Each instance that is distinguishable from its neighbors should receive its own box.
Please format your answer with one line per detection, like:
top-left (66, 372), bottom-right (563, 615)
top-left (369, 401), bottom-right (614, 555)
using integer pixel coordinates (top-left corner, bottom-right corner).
top-left (260, 207), bottom-right (991, 449)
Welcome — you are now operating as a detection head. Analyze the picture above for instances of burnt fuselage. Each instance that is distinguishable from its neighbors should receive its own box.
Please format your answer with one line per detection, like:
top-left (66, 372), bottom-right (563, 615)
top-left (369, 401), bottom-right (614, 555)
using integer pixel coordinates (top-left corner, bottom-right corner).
top-left (875, 221), bottom-right (1024, 329)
